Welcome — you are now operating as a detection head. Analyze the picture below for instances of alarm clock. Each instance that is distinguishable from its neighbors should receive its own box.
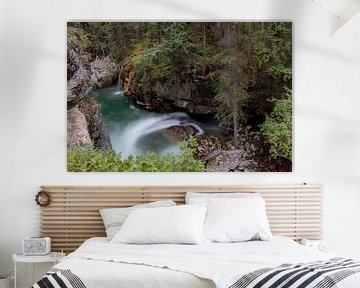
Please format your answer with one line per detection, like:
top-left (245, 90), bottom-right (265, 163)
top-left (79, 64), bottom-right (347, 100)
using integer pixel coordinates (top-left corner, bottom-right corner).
top-left (23, 237), bottom-right (51, 255)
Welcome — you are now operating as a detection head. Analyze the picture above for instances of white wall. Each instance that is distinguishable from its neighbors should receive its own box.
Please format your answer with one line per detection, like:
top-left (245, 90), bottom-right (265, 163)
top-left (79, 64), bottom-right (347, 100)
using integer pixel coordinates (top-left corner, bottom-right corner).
top-left (1, 0), bottom-right (359, 285)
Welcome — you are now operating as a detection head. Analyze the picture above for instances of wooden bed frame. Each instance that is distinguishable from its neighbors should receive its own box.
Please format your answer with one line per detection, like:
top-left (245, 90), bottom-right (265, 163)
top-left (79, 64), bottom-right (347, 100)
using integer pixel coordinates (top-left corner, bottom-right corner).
top-left (39, 184), bottom-right (323, 253)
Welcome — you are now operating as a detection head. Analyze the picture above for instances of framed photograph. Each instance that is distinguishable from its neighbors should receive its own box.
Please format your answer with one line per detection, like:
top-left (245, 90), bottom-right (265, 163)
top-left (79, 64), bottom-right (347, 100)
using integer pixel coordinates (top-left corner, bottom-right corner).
top-left (67, 22), bottom-right (292, 172)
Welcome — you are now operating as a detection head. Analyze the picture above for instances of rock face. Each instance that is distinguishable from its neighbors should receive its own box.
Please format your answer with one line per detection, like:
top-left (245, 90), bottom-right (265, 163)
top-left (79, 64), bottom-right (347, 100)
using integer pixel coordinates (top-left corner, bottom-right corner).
top-left (67, 106), bottom-right (91, 149)
top-left (205, 149), bottom-right (256, 172)
top-left (194, 125), bottom-right (291, 172)
top-left (67, 42), bottom-right (92, 109)
top-left (195, 135), bottom-right (257, 172)
top-left (91, 57), bottom-right (118, 88)
top-left (171, 80), bottom-right (217, 115)
top-left (163, 125), bottom-right (200, 142)
top-left (119, 58), bottom-right (217, 115)
top-left (78, 97), bottom-right (112, 151)
top-left (67, 27), bottom-right (113, 152)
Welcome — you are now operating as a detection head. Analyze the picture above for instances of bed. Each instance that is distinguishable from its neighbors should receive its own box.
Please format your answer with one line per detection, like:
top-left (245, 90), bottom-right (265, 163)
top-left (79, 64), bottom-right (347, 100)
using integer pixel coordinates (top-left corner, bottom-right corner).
top-left (33, 185), bottom-right (360, 288)
top-left (33, 236), bottom-right (360, 288)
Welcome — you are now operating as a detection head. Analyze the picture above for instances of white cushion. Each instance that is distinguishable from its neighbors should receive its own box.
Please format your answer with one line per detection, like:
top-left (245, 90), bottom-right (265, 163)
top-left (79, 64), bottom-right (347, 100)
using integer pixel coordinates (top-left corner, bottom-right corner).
top-left (100, 200), bottom-right (176, 240)
top-left (202, 197), bottom-right (272, 243)
top-left (186, 192), bottom-right (259, 204)
top-left (111, 205), bottom-right (207, 244)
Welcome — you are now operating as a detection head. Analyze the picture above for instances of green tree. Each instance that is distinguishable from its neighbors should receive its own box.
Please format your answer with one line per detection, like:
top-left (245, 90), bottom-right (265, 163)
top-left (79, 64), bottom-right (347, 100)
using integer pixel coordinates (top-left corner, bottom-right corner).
top-left (254, 22), bottom-right (292, 82)
top-left (260, 87), bottom-right (292, 160)
top-left (213, 23), bottom-right (254, 141)
top-left (214, 64), bottom-right (249, 141)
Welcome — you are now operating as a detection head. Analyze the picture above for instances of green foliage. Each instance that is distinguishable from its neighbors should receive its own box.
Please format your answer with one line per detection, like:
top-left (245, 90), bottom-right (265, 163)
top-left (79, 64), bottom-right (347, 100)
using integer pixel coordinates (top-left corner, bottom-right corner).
top-left (212, 24), bottom-right (254, 139)
top-left (131, 49), bottom-right (178, 98)
top-left (132, 50), bottom-right (169, 78)
top-left (212, 22), bottom-right (292, 140)
top-left (144, 23), bottom-right (160, 44)
top-left (67, 145), bottom-right (126, 172)
top-left (128, 23), bottom-right (205, 100)
top-left (260, 87), bottom-right (292, 160)
top-left (91, 79), bottom-right (100, 88)
top-left (67, 26), bottom-right (91, 50)
top-left (67, 137), bottom-right (205, 172)
top-left (214, 69), bottom-right (249, 126)
top-left (254, 23), bottom-right (292, 81)
top-left (82, 22), bottom-right (112, 57)
top-left (185, 58), bottom-right (202, 75)
top-left (164, 23), bottom-right (192, 50)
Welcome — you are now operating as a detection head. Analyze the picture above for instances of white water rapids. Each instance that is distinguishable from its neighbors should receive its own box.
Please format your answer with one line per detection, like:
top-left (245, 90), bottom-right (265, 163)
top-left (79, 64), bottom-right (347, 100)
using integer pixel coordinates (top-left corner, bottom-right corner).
top-left (113, 112), bottom-right (204, 157)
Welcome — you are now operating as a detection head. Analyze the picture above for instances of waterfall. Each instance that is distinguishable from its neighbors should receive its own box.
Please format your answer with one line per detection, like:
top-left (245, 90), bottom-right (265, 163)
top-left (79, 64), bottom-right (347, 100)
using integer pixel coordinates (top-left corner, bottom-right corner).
top-left (112, 112), bottom-right (204, 157)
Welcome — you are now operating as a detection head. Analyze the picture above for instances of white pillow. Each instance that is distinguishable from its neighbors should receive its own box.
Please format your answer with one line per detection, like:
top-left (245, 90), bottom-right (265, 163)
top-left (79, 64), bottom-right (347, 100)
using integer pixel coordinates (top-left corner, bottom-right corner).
top-left (111, 205), bottom-right (207, 244)
top-left (202, 197), bottom-right (272, 243)
top-left (100, 200), bottom-right (176, 240)
top-left (186, 192), bottom-right (259, 204)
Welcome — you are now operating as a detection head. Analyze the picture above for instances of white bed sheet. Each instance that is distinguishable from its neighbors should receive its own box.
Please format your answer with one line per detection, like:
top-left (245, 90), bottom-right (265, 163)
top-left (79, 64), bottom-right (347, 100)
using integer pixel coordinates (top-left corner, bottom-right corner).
top-left (56, 258), bottom-right (214, 288)
top-left (54, 236), bottom-right (360, 288)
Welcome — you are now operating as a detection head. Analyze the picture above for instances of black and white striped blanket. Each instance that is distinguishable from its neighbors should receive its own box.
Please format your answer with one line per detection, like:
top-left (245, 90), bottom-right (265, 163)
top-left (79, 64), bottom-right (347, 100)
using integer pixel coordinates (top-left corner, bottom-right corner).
top-left (32, 258), bottom-right (360, 288)
top-left (32, 268), bottom-right (86, 288)
top-left (229, 257), bottom-right (360, 288)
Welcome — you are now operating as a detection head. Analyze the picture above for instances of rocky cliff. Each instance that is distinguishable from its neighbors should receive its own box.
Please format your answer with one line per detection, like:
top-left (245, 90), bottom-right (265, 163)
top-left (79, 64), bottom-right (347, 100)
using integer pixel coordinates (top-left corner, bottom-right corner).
top-left (119, 56), bottom-right (217, 116)
top-left (67, 106), bottom-right (91, 149)
top-left (67, 40), bottom-right (92, 109)
top-left (78, 97), bottom-right (112, 151)
top-left (67, 27), bottom-right (115, 152)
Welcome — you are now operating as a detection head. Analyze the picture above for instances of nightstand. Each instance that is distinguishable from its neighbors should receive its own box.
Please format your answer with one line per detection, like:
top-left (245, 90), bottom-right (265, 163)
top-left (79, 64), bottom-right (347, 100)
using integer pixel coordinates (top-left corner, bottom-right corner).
top-left (12, 252), bottom-right (65, 288)
top-left (301, 239), bottom-right (328, 252)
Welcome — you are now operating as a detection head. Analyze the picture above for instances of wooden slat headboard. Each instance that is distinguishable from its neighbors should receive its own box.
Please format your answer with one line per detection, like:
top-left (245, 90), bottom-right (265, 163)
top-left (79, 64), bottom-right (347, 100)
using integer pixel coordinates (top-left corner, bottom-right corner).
top-left (39, 185), bottom-right (323, 253)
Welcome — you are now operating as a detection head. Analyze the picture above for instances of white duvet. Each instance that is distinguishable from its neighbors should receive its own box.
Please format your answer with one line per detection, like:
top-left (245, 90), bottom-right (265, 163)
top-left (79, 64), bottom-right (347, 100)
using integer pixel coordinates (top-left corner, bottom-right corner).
top-left (54, 237), bottom-right (360, 288)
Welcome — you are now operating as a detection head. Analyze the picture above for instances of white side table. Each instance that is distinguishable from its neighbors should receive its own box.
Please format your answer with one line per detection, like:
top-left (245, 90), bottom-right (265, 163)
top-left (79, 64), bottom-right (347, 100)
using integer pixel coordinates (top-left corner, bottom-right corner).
top-left (12, 252), bottom-right (65, 288)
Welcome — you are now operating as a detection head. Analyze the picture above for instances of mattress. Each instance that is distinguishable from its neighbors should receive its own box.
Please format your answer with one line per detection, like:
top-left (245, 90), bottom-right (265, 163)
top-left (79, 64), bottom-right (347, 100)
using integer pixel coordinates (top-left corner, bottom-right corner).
top-left (36, 237), bottom-right (360, 288)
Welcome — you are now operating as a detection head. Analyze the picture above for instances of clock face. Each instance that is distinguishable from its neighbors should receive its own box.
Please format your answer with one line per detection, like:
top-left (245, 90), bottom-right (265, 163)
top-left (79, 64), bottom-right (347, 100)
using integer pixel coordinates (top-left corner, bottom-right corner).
top-left (36, 241), bottom-right (45, 250)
